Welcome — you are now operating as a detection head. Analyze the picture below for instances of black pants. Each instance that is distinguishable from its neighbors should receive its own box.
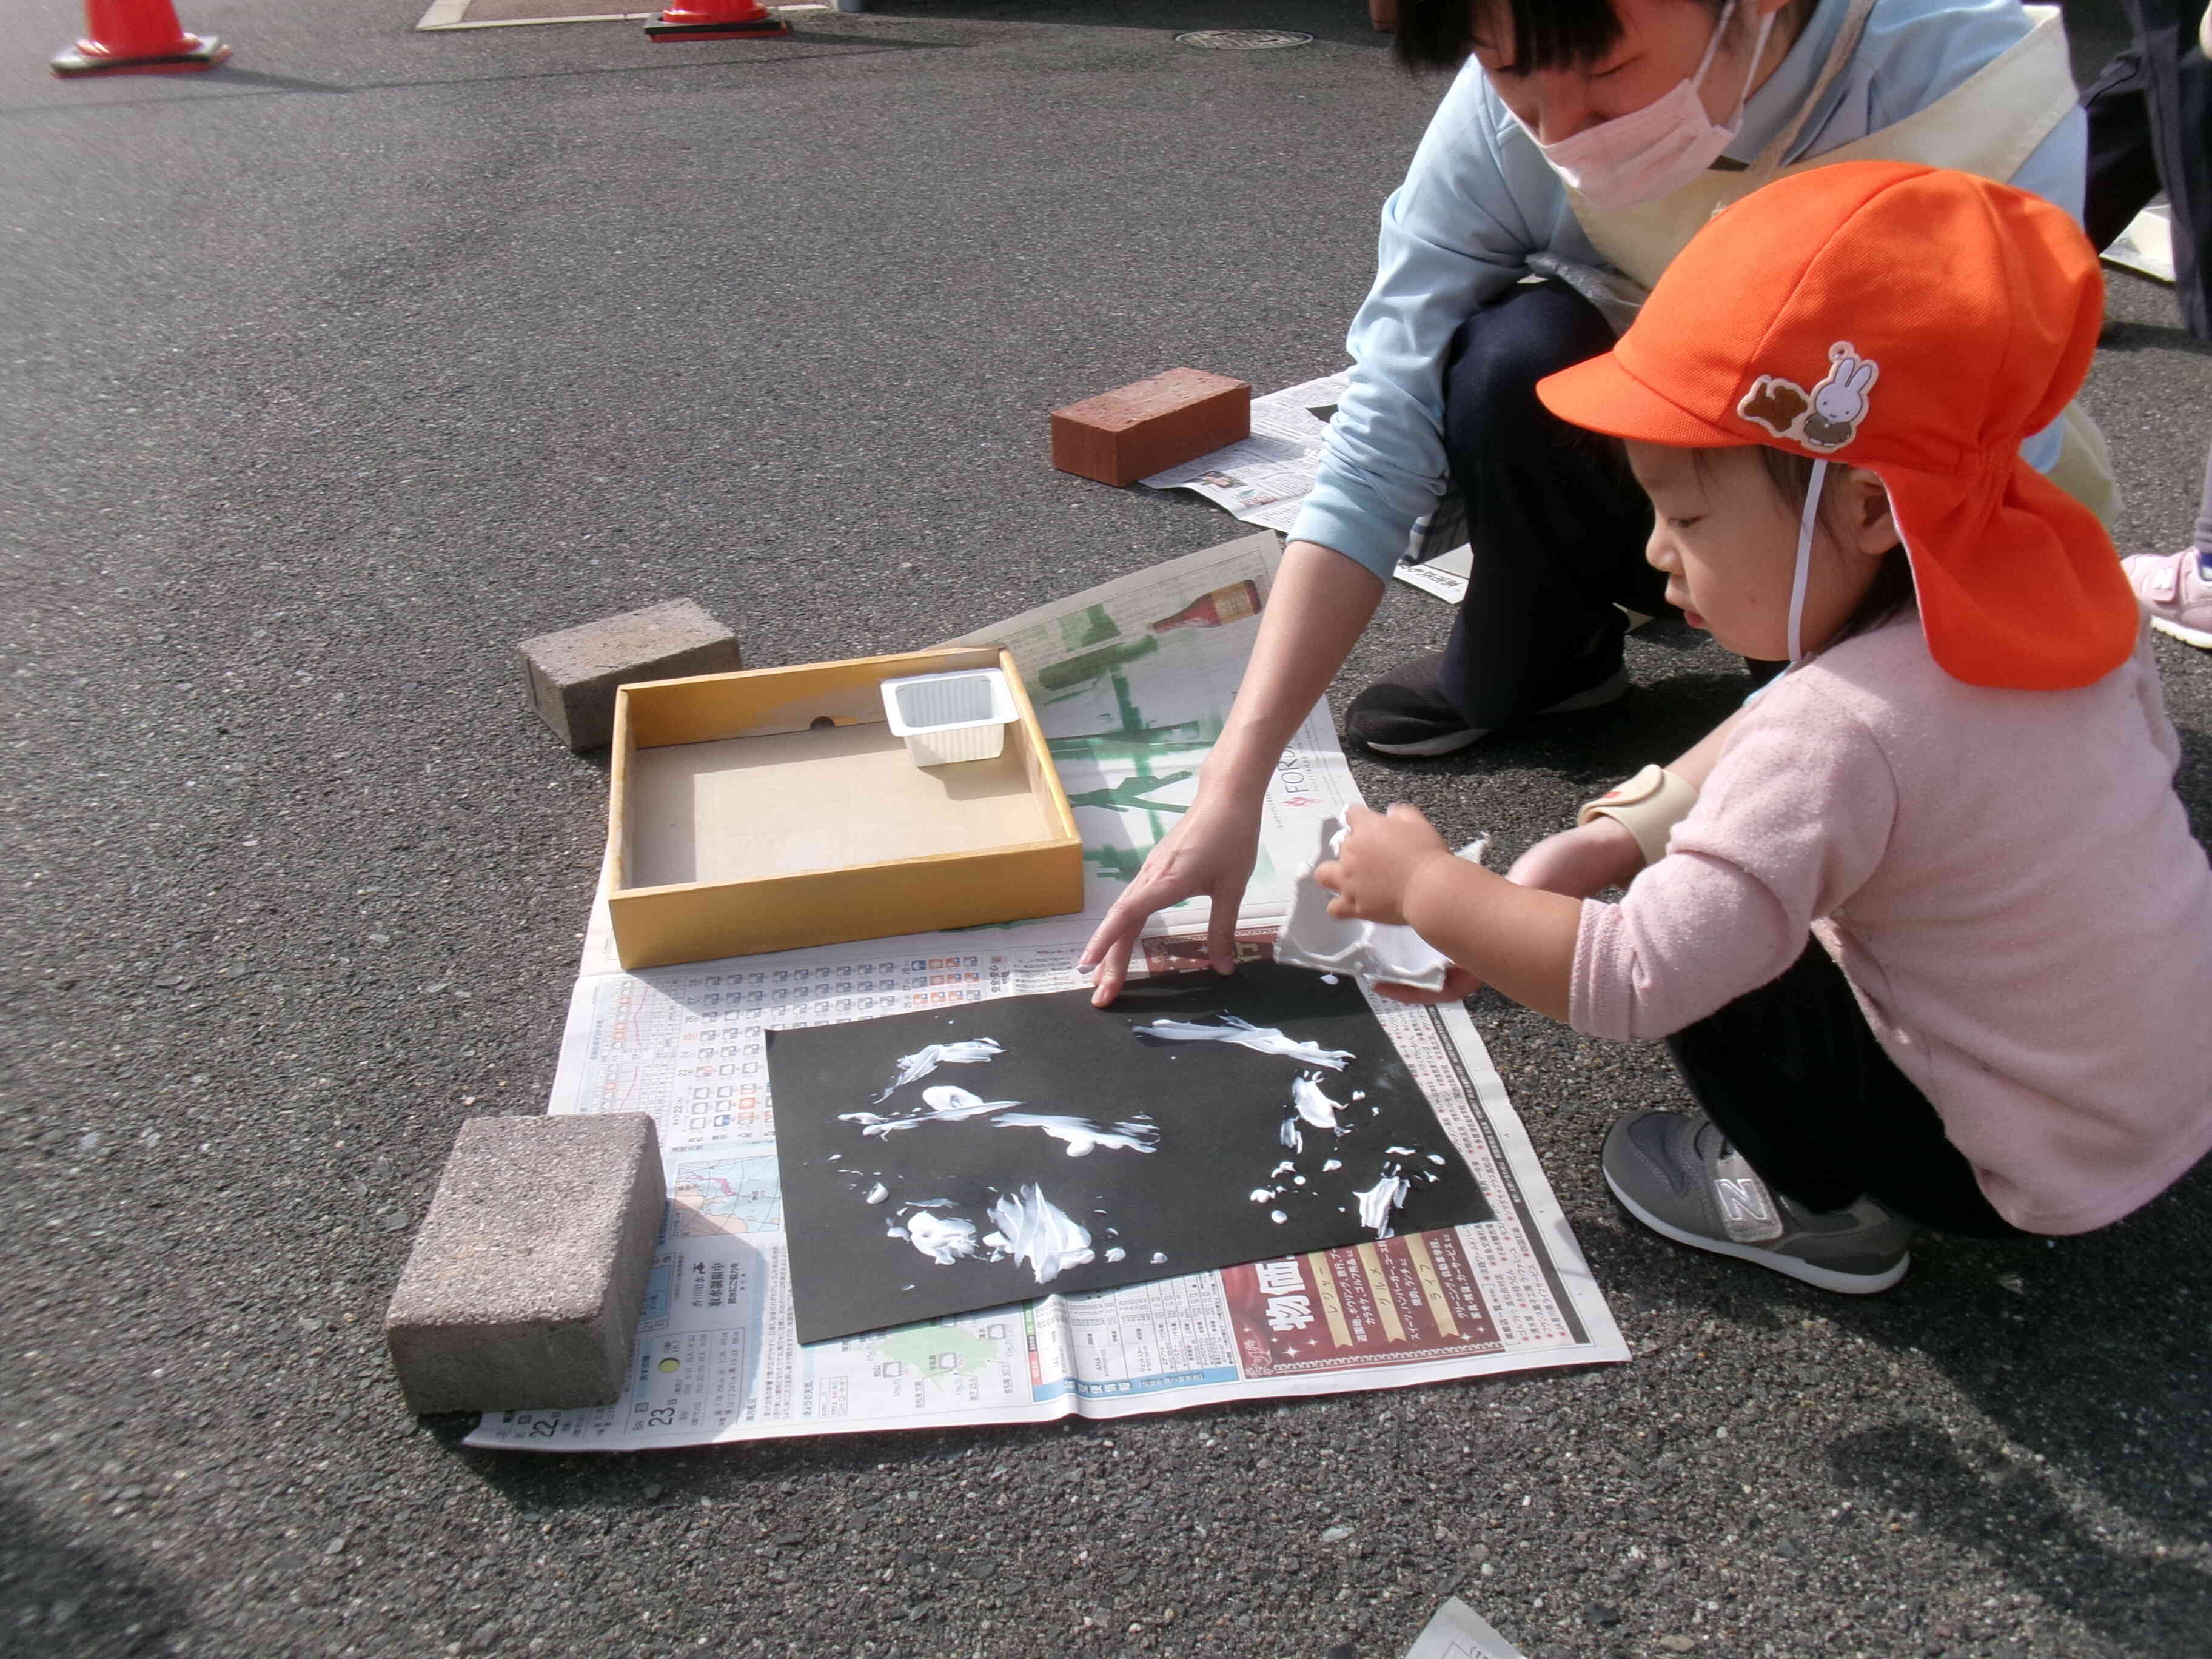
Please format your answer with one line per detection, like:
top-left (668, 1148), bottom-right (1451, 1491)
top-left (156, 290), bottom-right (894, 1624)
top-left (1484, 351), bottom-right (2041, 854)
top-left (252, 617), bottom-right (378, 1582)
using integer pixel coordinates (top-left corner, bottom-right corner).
top-left (2082, 0), bottom-right (2212, 339)
top-left (1435, 279), bottom-right (1671, 728)
top-left (1665, 943), bottom-right (2028, 1238)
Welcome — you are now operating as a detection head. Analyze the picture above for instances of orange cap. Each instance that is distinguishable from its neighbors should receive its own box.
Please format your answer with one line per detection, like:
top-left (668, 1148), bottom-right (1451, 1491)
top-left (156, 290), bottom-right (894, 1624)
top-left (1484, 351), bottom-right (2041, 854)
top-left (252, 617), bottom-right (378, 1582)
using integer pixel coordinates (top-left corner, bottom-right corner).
top-left (1537, 161), bottom-right (2136, 691)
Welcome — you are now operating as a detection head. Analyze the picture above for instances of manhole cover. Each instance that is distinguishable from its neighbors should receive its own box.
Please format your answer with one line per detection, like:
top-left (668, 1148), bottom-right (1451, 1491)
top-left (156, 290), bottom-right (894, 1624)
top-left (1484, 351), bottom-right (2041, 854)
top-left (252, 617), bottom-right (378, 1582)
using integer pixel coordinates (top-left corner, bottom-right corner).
top-left (1175, 28), bottom-right (1313, 49)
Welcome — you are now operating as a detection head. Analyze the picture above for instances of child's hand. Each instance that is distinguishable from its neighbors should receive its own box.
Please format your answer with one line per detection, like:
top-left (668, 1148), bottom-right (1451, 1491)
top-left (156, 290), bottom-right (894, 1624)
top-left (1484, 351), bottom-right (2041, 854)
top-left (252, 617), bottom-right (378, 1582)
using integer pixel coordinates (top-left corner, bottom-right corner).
top-left (1313, 803), bottom-right (1453, 927)
top-left (1372, 965), bottom-right (1485, 1005)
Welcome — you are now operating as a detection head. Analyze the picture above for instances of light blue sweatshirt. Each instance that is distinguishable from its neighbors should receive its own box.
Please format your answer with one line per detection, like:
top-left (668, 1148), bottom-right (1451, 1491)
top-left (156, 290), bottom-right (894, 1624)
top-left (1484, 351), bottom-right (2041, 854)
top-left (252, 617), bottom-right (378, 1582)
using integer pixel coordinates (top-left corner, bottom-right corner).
top-left (1292, 0), bottom-right (2088, 581)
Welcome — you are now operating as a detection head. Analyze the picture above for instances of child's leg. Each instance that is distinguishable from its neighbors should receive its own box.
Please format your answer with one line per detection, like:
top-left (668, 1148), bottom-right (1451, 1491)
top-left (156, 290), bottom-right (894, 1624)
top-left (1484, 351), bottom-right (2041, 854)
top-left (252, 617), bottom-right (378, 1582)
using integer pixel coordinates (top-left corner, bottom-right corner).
top-left (2120, 437), bottom-right (2212, 643)
top-left (1662, 943), bottom-right (2023, 1239)
top-left (2197, 437), bottom-right (2212, 566)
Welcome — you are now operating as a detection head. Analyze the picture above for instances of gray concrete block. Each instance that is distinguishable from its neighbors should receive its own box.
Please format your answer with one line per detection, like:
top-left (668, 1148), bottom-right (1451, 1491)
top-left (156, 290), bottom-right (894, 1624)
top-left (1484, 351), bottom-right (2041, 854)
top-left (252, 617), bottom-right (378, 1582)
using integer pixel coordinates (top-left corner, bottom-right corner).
top-left (384, 1114), bottom-right (665, 1416)
top-left (518, 598), bottom-right (741, 751)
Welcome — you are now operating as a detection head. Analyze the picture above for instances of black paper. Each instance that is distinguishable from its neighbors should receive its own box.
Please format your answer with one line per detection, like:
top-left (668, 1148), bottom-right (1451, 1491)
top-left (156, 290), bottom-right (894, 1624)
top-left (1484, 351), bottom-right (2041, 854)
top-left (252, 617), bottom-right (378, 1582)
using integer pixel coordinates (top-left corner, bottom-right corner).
top-left (768, 962), bottom-right (1492, 1346)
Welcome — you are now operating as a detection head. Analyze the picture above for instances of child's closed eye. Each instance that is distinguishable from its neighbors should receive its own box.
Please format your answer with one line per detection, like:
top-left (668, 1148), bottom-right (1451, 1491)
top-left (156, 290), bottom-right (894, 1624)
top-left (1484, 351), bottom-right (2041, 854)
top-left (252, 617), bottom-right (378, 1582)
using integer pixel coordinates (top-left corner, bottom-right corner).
top-left (1665, 515), bottom-right (1702, 530)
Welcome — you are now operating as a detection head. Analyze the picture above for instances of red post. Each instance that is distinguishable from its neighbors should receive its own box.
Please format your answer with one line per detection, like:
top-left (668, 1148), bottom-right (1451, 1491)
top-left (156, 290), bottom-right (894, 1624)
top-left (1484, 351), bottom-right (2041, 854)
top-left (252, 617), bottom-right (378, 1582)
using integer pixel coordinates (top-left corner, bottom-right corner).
top-left (51, 0), bottom-right (229, 75)
top-left (644, 0), bottom-right (787, 40)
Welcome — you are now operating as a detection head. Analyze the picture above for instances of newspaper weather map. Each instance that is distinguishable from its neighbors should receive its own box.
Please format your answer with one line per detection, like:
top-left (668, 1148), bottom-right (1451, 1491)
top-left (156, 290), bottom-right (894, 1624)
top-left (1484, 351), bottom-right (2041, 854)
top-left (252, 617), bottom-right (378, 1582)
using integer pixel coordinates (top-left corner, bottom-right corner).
top-left (672, 1153), bottom-right (783, 1238)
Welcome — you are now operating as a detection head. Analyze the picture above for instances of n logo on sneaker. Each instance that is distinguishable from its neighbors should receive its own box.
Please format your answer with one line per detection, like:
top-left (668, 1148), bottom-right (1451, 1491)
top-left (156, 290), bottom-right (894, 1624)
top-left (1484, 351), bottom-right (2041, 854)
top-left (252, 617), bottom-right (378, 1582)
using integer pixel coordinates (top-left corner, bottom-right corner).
top-left (1717, 1179), bottom-right (1768, 1223)
top-left (1712, 1148), bottom-right (1786, 1244)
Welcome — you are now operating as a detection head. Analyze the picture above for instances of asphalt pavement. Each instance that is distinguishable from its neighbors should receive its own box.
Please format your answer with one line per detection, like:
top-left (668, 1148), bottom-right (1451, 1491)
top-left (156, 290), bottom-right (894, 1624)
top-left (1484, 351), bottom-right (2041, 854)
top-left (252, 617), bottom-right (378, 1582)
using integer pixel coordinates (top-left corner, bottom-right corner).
top-left (4, 0), bottom-right (2209, 1655)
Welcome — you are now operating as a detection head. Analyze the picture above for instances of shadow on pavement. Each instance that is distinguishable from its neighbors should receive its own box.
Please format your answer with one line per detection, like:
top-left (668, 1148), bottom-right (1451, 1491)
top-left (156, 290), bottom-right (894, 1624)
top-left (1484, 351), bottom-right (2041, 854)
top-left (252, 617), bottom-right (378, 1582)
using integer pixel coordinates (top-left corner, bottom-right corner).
top-left (2099, 319), bottom-right (2212, 360)
top-left (0, 1487), bottom-right (194, 1657)
top-left (1827, 1421), bottom-right (2212, 1658)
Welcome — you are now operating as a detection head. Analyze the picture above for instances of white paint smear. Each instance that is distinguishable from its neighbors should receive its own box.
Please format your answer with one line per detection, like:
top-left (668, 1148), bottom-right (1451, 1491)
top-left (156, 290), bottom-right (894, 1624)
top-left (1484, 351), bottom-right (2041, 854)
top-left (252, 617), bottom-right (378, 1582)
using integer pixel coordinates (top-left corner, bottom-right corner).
top-left (1150, 1252), bottom-right (1168, 1265)
top-left (1133, 1014), bottom-right (1353, 1070)
top-left (1290, 1073), bottom-right (1347, 1133)
top-left (1270, 1210), bottom-right (1288, 1224)
top-left (1355, 1173), bottom-right (1412, 1238)
top-left (864, 1183), bottom-right (888, 1204)
top-left (874, 1037), bottom-right (1004, 1101)
top-left (1279, 1119), bottom-right (1304, 1153)
top-left (903, 1211), bottom-right (979, 1266)
top-left (984, 1186), bottom-right (1094, 1285)
top-left (1104, 1247), bottom-right (1127, 1263)
top-left (1322, 1158), bottom-right (1343, 1173)
top-left (989, 1112), bottom-right (1158, 1157)
top-left (851, 1084), bottom-right (1022, 1138)
top-left (1248, 1188), bottom-right (1275, 1204)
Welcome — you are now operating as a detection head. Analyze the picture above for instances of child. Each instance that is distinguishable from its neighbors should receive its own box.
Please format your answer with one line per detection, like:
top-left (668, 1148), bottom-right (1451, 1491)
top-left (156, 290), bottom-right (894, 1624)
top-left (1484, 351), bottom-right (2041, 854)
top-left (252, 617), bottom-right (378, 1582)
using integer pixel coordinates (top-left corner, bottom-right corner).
top-left (1317, 161), bottom-right (2212, 1292)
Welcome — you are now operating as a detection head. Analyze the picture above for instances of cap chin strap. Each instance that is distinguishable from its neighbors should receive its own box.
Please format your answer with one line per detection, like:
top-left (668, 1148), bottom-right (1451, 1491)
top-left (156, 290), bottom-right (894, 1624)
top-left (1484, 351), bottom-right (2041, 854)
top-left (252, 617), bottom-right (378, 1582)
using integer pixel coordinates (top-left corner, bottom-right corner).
top-left (1786, 457), bottom-right (1828, 664)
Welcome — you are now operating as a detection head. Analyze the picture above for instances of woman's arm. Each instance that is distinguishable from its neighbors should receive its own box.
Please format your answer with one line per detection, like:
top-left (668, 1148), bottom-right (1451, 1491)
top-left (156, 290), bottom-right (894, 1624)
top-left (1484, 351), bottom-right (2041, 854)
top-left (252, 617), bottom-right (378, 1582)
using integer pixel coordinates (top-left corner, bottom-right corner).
top-left (1078, 540), bottom-right (1385, 1005)
top-left (1292, 70), bottom-right (1550, 579)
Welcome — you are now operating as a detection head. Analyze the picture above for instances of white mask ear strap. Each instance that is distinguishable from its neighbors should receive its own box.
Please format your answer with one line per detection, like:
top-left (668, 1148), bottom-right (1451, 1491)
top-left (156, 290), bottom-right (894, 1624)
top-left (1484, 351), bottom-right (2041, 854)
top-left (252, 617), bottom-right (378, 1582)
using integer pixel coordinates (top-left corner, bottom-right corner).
top-left (1788, 457), bottom-right (1828, 664)
top-left (1694, 0), bottom-right (1774, 111)
top-left (1735, 8), bottom-right (1778, 110)
top-left (1691, 0), bottom-right (1742, 82)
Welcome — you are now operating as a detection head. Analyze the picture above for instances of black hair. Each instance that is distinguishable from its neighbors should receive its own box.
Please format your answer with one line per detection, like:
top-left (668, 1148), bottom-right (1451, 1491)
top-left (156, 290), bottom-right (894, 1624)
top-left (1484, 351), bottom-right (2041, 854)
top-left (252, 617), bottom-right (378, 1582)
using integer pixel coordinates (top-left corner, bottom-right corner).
top-left (1393, 0), bottom-right (1814, 77)
top-left (1395, 0), bottom-right (1637, 74)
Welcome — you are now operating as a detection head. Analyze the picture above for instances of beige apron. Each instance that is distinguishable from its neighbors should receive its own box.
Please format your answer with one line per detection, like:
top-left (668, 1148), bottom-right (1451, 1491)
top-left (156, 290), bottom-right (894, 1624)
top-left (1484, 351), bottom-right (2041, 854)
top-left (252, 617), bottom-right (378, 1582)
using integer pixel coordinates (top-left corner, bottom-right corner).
top-left (1566, 1), bottom-right (2116, 522)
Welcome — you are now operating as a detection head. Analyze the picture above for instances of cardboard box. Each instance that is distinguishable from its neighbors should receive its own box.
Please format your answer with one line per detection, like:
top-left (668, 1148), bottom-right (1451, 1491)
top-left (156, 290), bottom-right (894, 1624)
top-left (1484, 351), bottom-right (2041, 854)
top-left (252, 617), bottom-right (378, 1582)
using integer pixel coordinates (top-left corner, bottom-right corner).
top-left (608, 646), bottom-right (1083, 970)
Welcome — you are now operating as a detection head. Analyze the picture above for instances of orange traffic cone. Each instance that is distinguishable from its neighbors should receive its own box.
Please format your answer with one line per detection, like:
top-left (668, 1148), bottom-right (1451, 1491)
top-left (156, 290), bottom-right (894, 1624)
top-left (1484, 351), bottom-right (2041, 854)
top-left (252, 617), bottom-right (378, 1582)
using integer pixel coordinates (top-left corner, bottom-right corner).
top-left (645, 0), bottom-right (787, 39)
top-left (52, 0), bottom-right (229, 75)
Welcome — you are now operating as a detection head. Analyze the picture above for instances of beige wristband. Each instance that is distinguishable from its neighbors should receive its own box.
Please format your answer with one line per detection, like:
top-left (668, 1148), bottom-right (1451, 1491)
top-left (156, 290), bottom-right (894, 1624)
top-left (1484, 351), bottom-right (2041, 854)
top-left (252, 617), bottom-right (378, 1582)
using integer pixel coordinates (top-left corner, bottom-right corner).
top-left (1576, 764), bottom-right (1699, 868)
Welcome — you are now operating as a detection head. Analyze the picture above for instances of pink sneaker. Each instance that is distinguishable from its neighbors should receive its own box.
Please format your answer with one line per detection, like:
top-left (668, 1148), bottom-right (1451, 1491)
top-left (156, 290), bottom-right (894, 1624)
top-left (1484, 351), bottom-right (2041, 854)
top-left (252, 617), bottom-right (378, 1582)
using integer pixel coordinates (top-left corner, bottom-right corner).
top-left (2122, 549), bottom-right (2212, 649)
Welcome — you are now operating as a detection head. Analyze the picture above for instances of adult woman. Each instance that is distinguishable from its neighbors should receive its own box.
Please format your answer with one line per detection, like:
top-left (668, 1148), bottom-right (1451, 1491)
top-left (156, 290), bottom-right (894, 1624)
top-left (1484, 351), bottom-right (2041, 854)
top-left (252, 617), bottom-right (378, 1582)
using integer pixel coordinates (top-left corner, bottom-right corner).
top-left (1081, 0), bottom-right (2099, 1003)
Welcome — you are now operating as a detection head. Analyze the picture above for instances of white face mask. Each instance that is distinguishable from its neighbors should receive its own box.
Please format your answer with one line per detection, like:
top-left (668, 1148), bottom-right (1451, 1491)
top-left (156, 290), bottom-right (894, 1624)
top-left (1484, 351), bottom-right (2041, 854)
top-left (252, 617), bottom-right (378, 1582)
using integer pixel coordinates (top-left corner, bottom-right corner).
top-left (1519, 0), bottom-right (1777, 212)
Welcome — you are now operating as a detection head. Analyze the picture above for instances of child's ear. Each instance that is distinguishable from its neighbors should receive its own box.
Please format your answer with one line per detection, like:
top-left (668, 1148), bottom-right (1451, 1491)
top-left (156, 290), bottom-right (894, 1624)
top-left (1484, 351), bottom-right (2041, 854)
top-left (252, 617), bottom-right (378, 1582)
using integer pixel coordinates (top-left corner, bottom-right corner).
top-left (1841, 467), bottom-right (1898, 558)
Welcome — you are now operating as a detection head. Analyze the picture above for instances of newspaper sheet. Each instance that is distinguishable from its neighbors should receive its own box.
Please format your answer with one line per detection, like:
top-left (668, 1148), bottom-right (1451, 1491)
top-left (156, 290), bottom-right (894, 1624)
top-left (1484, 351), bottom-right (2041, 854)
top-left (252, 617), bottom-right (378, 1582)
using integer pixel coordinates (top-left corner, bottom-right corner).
top-left (1138, 371), bottom-right (1350, 535)
top-left (1142, 370), bottom-right (1471, 598)
top-left (1403, 1598), bottom-right (1531, 1659)
top-left (2102, 200), bottom-right (2174, 285)
top-left (467, 532), bottom-right (1624, 1452)
top-left (1395, 544), bottom-right (1473, 606)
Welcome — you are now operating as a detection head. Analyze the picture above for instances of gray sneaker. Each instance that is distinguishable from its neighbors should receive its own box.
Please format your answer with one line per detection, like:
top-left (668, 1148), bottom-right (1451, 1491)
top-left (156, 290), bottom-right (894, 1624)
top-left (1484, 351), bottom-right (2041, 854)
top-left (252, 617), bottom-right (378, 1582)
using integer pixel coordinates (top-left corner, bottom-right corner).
top-left (1601, 1110), bottom-right (1912, 1294)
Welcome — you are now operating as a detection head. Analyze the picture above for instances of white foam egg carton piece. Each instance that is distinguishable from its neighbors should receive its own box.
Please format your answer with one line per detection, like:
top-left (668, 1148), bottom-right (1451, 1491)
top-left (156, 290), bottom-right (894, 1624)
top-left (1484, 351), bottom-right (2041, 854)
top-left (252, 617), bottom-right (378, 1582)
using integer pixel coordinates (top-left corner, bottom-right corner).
top-left (1275, 815), bottom-right (1489, 991)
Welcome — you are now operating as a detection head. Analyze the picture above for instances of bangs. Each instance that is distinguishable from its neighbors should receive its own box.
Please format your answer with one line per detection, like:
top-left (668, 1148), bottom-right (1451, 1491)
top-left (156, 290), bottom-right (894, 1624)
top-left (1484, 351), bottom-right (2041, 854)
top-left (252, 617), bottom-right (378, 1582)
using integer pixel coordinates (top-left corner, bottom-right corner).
top-left (1393, 0), bottom-right (1627, 74)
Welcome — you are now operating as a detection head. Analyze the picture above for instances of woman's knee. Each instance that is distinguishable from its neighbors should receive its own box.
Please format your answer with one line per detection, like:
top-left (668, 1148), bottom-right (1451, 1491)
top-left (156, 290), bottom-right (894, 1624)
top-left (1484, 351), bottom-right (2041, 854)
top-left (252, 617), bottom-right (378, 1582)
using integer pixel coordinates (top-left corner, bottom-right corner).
top-left (1444, 280), bottom-right (1617, 430)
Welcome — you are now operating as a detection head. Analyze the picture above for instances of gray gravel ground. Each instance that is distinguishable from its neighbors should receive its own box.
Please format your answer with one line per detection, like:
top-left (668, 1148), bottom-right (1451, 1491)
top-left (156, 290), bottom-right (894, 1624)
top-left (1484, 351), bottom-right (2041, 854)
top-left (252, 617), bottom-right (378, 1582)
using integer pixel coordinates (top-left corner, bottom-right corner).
top-left (4, 0), bottom-right (2208, 1655)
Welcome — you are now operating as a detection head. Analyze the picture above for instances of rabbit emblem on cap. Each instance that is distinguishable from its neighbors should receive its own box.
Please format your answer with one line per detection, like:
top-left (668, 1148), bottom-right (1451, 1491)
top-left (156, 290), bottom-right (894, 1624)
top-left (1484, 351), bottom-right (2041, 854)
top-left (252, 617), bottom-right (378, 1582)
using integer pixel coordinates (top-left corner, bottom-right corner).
top-left (1738, 341), bottom-right (1880, 452)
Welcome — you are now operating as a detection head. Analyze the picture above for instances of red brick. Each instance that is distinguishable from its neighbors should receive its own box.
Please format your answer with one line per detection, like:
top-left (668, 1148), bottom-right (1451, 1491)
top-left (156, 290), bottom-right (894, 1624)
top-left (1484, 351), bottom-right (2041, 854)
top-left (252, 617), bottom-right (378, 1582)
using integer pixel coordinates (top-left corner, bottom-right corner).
top-left (1050, 368), bottom-right (1252, 486)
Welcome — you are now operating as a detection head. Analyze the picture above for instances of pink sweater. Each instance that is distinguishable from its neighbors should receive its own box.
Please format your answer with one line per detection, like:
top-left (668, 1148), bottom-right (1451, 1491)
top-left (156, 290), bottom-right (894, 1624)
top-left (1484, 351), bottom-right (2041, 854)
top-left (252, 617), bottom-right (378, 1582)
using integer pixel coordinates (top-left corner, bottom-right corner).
top-left (1571, 617), bottom-right (2212, 1235)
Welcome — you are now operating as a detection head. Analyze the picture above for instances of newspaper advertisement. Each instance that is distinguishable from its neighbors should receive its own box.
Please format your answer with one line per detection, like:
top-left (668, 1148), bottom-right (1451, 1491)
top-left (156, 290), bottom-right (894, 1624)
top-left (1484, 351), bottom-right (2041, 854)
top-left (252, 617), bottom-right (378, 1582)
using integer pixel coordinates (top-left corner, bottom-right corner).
top-left (469, 534), bottom-right (1625, 1452)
